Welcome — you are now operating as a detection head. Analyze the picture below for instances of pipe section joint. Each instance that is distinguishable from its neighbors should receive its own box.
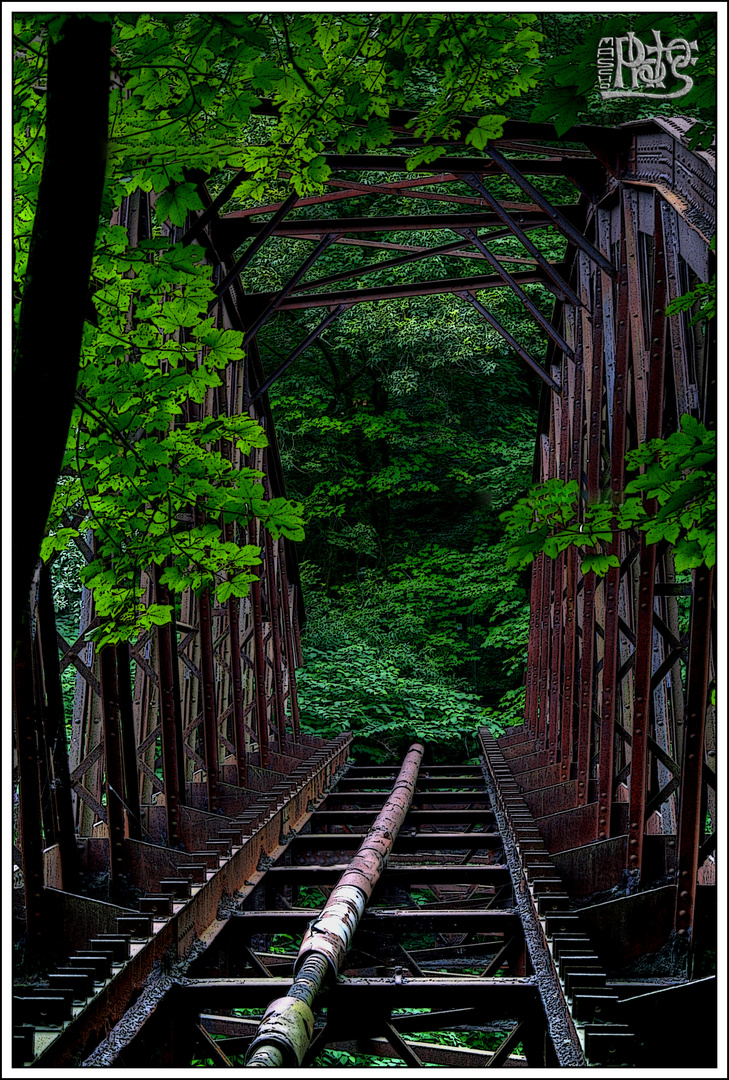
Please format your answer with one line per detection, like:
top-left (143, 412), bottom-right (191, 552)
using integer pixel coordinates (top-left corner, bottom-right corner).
top-left (244, 996), bottom-right (315, 1067)
top-left (295, 884), bottom-right (367, 979)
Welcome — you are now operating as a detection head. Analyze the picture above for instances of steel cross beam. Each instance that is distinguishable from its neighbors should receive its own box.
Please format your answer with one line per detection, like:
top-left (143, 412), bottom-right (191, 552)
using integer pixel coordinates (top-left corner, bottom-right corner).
top-left (220, 206), bottom-right (583, 237)
top-left (485, 145), bottom-right (617, 279)
top-left (252, 268), bottom-right (549, 312)
top-left (457, 226), bottom-right (574, 357)
top-left (458, 291), bottom-right (561, 394)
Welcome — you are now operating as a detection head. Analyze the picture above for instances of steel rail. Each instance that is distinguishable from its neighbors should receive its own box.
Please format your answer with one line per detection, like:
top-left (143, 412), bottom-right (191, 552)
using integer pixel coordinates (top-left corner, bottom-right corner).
top-left (245, 742), bottom-right (425, 1067)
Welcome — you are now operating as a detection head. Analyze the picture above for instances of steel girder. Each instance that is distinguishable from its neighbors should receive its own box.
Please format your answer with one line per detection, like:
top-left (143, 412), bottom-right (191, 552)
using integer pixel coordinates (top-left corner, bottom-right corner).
top-left (502, 132), bottom-right (715, 954)
top-left (12, 114), bottom-right (716, 1064)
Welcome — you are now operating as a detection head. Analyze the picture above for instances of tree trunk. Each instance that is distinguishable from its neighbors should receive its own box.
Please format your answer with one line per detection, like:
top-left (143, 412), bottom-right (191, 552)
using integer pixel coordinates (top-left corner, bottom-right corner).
top-left (13, 15), bottom-right (111, 647)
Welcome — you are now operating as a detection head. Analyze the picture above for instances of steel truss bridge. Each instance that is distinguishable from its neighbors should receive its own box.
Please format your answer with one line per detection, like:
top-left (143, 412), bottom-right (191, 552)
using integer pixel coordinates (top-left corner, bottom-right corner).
top-left (12, 112), bottom-right (716, 1068)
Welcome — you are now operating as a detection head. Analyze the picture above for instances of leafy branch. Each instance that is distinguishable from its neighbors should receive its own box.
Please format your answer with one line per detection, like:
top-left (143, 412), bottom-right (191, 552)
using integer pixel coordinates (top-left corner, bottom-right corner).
top-left (501, 415), bottom-right (716, 575)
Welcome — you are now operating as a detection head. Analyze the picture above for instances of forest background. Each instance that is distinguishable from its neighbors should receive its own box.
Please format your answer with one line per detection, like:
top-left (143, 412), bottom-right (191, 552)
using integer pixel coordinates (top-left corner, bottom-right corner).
top-left (11, 9), bottom-right (717, 766)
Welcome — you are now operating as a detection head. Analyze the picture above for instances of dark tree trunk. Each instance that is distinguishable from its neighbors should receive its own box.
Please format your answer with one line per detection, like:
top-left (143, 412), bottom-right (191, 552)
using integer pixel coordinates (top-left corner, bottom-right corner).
top-left (13, 15), bottom-right (111, 646)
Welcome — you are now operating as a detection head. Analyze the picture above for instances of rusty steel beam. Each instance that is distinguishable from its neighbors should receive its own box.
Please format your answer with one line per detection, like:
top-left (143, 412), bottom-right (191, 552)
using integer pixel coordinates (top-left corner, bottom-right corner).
top-left (458, 291), bottom-right (561, 393)
top-left (485, 145), bottom-right (617, 280)
top-left (225, 172), bottom-right (541, 218)
top-left (249, 305), bottom-right (348, 404)
top-left (263, 268), bottom-right (551, 313)
top-left (303, 152), bottom-right (601, 177)
top-left (245, 743), bottom-right (424, 1067)
top-left (222, 206), bottom-right (581, 238)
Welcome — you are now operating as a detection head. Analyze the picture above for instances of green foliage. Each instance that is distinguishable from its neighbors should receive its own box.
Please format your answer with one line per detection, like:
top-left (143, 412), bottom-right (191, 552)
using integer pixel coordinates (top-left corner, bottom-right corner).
top-left (13, 12), bottom-right (552, 649)
top-left (41, 238), bottom-right (306, 644)
top-left (666, 275), bottom-right (716, 325)
top-left (296, 639), bottom-right (499, 763)
top-left (501, 415), bottom-right (716, 575)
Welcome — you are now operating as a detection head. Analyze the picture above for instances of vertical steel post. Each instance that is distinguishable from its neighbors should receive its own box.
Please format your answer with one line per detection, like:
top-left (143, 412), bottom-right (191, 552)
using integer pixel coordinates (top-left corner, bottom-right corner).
top-left (524, 559), bottom-right (541, 738)
top-left (31, 631), bottom-right (57, 849)
top-left (13, 612), bottom-right (46, 955)
top-left (198, 587), bottom-right (220, 812)
top-left (99, 646), bottom-right (127, 889)
top-left (153, 563), bottom-right (183, 848)
top-left (548, 550), bottom-right (564, 766)
top-left (116, 641), bottom-right (142, 842)
top-left (576, 257), bottom-right (603, 806)
top-left (36, 564), bottom-right (80, 889)
top-left (263, 524), bottom-right (288, 749)
top-left (536, 553), bottom-right (551, 750)
top-left (560, 304), bottom-right (583, 780)
top-left (227, 589), bottom-right (249, 788)
top-left (561, 547), bottom-right (578, 779)
top-left (598, 223), bottom-right (630, 840)
top-left (626, 197), bottom-right (667, 881)
top-left (279, 543), bottom-right (301, 741)
top-left (674, 568), bottom-right (713, 939)
top-left (251, 521), bottom-right (270, 769)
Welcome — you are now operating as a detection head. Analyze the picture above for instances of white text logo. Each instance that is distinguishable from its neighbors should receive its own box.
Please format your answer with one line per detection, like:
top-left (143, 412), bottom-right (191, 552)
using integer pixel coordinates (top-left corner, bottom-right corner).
top-left (596, 31), bottom-right (698, 99)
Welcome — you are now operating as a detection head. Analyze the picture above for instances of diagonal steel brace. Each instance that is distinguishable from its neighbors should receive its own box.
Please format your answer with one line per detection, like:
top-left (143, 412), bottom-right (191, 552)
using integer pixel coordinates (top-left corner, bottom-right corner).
top-left (249, 304), bottom-right (349, 404)
top-left (457, 227), bottom-right (574, 357)
top-left (485, 147), bottom-right (617, 280)
top-left (457, 291), bottom-right (561, 394)
top-left (243, 234), bottom-right (337, 346)
top-left (461, 172), bottom-right (585, 308)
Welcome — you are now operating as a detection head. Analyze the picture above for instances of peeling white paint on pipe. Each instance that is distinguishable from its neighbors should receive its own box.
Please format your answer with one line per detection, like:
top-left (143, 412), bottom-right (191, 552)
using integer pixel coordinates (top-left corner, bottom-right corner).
top-left (245, 742), bottom-right (425, 1067)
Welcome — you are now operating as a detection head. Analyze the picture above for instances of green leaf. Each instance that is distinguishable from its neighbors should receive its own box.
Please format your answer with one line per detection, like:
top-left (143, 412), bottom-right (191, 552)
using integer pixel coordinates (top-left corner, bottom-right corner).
top-left (146, 603), bottom-right (173, 625)
top-left (155, 183), bottom-right (205, 227)
top-left (580, 553), bottom-right (620, 576)
top-left (465, 114), bottom-right (507, 151)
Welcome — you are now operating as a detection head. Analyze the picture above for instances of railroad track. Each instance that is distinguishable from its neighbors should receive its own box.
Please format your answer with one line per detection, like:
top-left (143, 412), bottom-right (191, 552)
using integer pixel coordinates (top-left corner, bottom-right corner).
top-left (15, 734), bottom-right (652, 1067)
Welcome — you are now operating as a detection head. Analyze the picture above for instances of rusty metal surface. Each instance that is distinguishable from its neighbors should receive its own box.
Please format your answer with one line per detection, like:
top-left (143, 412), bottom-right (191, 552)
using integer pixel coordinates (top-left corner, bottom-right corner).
top-left (30, 735), bottom-right (351, 1067)
top-left (13, 116), bottom-right (715, 1068)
